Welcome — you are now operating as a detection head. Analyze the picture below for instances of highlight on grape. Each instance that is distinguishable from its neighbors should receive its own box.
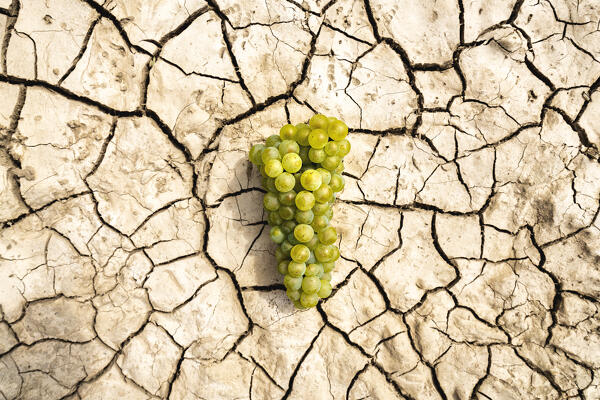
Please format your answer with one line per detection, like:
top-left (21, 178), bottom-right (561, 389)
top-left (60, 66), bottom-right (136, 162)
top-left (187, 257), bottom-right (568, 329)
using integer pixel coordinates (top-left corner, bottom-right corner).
top-left (249, 114), bottom-right (350, 309)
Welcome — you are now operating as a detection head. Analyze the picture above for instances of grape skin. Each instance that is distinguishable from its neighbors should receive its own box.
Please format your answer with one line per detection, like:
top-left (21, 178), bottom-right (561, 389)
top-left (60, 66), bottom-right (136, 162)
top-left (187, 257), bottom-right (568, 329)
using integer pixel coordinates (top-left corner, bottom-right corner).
top-left (249, 114), bottom-right (349, 309)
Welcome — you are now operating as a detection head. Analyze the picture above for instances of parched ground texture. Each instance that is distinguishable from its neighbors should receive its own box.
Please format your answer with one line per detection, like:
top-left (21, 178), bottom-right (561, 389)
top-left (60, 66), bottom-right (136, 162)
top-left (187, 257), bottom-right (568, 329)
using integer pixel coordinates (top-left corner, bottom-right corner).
top-left (0, 0), bottom-right (600, 399)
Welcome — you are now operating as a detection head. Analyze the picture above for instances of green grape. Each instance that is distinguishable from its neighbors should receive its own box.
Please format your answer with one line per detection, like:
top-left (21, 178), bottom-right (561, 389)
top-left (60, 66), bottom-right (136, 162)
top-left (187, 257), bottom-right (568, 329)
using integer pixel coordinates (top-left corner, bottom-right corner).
top-left (265, 159), bottom-right (283, 178)
top-left (330, 245), bottom-right (340, 261)
top-left (328, 119), bottom-right (348, 141)
top-left (305, 263), bottom-right (323, 277)
top-left (321, 272), bottom-right (332, 281)
top-left (308, 129), bottom-right (328, 149)
top-left (284, 274), bottom-right (302, 290)
top-left (261, 146), bottom-right (280, 163)
top-left (300, 169), bottom-right (322, 191)
top-left (275, 247), bottom-right (287, 262)
top-left (317, 168), bottom-right (331, 185)
top-left (279, 205), bottom-right (295, 220)
top-left (309, 114), bottom-right (329, 130)
top-left (275, 172), bottom-right (295, 192)
top-left (263, 192), bottom-right (279, 211)
top-left (317, 280), bottom-right (332, 298)
top-left (259, 165), bottom-right (268, 178)
top-left (295, 125), bottom-right (311, 146)
top-left (324, 141), bottom-right (339, 156)
top-left (266, 135), bottom-right (282, 148)
top-left (322, 155), bottom-right (340, 171)
top-left (288, 261), bottom-right (306, 277)
top-left (324, 207), bottom-right (333, 220)
top-left (313, 184), bottom-right (333, 204)
top-left (278, 260), bottom-right (289, 275)
top-left (295, 209), bottom-right (314, 224)
top-left (265, 178), bottom-right (277, 193)
top-left (281, 220), bottom-right (297, 234)
top-left (280, 124), bottom-right (297, 140)
top-left (330, 173), bottom-right (344, 192)
top-left (279, 140), bottom-right (300, 156)
top-left (298, 146), bottom-right (310, 165)
top-left (337, 139), bottom-right (351, 157)
top-left (335, 163), bottom-right (344, 173)
top-left (286, 289), bottom-right (301, 301)
top-left (279, 190), bottom-right (296, 206)
top-left (282, 153), bottom-right (302, 173)
top-left (318, 226), bottom-right (337, 245)
top-left (327, 116), bottom-right (338, 125)
top-left (270, 226), bottom-right (286, 244)
top-left (306, 251), bottom-right (317, 265)
top-left (295, 191), bottom-right (315, 211)
top-left (311, 215), bottom-right (329, 233)
top-left (280, 240), bottom-right (293, 255)
top-left (294, 224), bottom-right (314, 243)
top-left (287, 232), bottom-right (300, 246)
top-left (291, 244), bottom-right (310, 263)
top-left (293, 172), bottom-right (303, 192)
top-left (300, 291), bottom-right (319, 308)
top-left (308, 147), bottom-right (326, 163)
top-left (305, 235), bottom-right (319, 250)
top-left (315, 243), bottom-right (334, 262)
top-left (249, 144), bottom-right (266, 165)
top-left (323, 261), bottom-right (335, 272)
top-left (312, 202), bottom-right (329, 216)
top-left (293, 300), bottom-right (306, 309)
top-left (302, 276), bottom-right (321, 294)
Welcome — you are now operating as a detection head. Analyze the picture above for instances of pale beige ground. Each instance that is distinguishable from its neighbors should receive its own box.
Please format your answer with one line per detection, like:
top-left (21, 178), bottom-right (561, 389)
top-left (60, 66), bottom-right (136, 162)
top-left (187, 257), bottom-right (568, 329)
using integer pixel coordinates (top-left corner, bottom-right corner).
top-left (0, 0), bottom-right (599, 399)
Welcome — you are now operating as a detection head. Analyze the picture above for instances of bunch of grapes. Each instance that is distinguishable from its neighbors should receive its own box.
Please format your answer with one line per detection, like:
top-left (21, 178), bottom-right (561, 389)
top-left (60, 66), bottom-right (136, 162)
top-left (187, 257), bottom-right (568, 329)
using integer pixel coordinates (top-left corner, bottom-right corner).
top-left (249, 114), bottom-right (350, 309)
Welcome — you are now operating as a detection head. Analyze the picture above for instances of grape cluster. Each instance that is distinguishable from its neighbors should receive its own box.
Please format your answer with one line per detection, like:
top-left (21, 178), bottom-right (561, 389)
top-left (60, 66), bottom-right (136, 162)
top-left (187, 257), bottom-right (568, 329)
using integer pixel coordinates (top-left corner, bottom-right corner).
top-left (249, 114), bottom-right (350, 309)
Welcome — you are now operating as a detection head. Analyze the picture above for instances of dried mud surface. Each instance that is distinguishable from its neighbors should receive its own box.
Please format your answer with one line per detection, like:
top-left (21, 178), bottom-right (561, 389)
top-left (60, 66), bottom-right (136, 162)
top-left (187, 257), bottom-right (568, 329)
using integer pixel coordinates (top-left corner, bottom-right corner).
top-left (1, 0), bottom-right (600, 399)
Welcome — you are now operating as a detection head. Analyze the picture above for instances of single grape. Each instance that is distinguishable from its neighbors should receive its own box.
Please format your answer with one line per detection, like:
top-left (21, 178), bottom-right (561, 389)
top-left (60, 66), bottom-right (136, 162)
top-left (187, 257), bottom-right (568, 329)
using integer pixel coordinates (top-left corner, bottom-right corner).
top-left (300, 169), bottom-right (322, 191)
top-left (302, 276), bottom-right (321, 294)
top-left (280, 240), bottom-right (293, 255)
top-left (330, 173), bottom-right (345, 192)
top-left (330, 245), bottom-right (340, 261)
top-left (287, 232), bottom-right (300, 246)
top-left (321, 272), bottom-right (332, 281)
top-left (295, 208), bottom-right (314, 224)
top-left (261, 146), bottom-right (280, 163)
top-left (263, 192), bottom-right (279, 211)
top-left (322, 155), bottom-right (340, 171)
top-left (300, 291), bottom-right (319, 308)
top-left (324, 141), bottom-right (339, 156)
top-left (308, 128), bottom-right (328, 149)
top-left (281, 220), bottom-right (297, 234)
top-left (318, 226), bottom-right (337, 245)
top-left (298, 146), bottom-right (310, 165)
top-left (279, 190), bottom-right (296, 206)
top-left (295, 191), bottom-right (316, 211)
top-left (264, 159), bottom-right (283, 177)
top-left (264, 178), bottom-right (277, 193)
top-left (309, 114), bottom-right (329, 130)
top-left (282, 153), bottom-right (302, 173)
top-left (280, 124), bottom-right (297, 140)
top-left (290, 244), bottom-right (310, 263)
top-left (311, 215), bottom-right (329, 233)
top-left (288, 261), bottom-right (306, 277)
top-left (293, 300), bottom-right (306, 309)
top-left (323, 261), bottom-right (335, 272)
top-left (317, 280), bottom-right (332, 298)
top-left (266, 135), bottom-right (282, 148)
top-left (295, 125), bottom-right (311, 146)
top-left (335, 163), bottom-right (344, 173)
top-left (259, 165), bottom-right (268, 178)
top-left (284, 274), bottom-right (302, 290)
top-left (279, 140), bottom-right (300, 156)
top-left (305, 263), bottom-right (324, 277)
top-left (324, 207), bottom-right (333, 220)
top-left (275, 172), bottom-right (295, 192)
top-left (286, 289), bottom-right (301, 301)
top-left (279, 205), bottom-right (295, 220)
top-left (327, 116), bottom-right (338, 125)
top-left (337, 139), bottom-right (351, 157)
top-left (294, 224), bottom-right (314, 243)
top-left (305, 235), bottom-right (319, 250)
top-left (270, 226), bottom-right (286, 244)
top-left (312, 202), bottom-right (329, 216)
top-left (249, 144), bottom-right (265, 165)
top-left (308, 148), bottom-right (326, 163)
top-left (278, 260), bottom-right (289, 275)
top-left (275, 247), bottom-right (286, 262)
top-left (328, 119), bottom-right (348, 141)
top-left (313, 184), bottom-right (333, 204)
top-left (315, 243), bottom-right (334, 262)
top-left (306, 251), bottom-right (317, 265)
top-left (293, 172), bottom-right (304, 192)
top-left (317, 168), bottom-right (331, 185)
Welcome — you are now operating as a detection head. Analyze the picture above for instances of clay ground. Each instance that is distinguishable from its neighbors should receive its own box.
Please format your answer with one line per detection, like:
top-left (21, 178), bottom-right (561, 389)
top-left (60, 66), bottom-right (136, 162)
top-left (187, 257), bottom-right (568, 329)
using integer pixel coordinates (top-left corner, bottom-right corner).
top-left (1, 0), bottom-right (600, 399)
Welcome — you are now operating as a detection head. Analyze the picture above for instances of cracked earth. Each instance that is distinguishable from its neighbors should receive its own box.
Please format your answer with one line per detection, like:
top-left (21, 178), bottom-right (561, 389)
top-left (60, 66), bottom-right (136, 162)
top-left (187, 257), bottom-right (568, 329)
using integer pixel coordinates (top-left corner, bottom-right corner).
top-left (0, 0), bottom-right (599, 399)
